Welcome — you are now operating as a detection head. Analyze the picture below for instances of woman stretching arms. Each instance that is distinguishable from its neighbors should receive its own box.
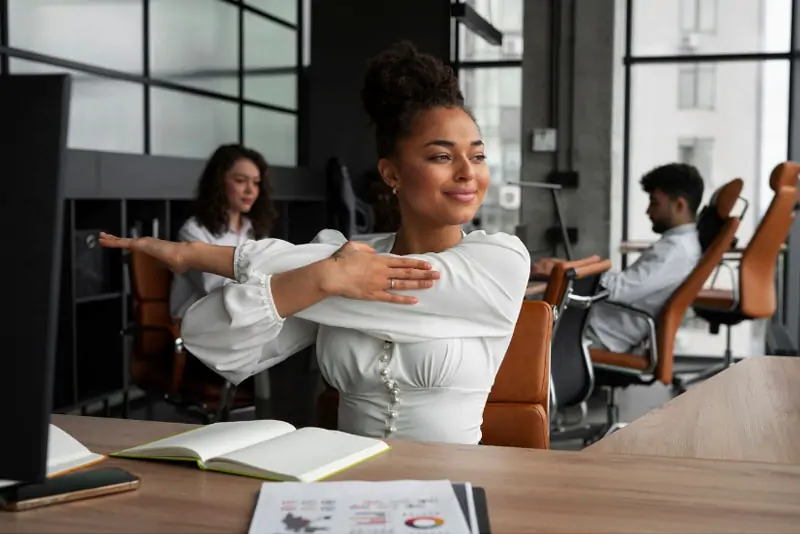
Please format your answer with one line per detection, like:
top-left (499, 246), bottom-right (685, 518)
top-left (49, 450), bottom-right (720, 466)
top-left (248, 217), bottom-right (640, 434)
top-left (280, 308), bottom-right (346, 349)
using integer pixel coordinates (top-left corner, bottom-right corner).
top-left (101, 42), bottom-right (531, 445)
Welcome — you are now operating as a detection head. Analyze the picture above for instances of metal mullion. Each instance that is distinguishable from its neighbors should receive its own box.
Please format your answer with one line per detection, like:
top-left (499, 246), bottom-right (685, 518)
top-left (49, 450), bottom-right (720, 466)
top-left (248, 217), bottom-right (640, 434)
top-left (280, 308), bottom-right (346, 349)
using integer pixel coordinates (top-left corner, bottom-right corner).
top-left (143, 0), bottom-right (151, 154)
top-left (621, 0), bottom-right (633, 268)
top-left (458, 59), bottom-right (522, 69)
top-left (0, 45), bottom-right (298, 115)
top-left (238, 3), bottom-right (244, 144)
top-left (627, 52), bottom-right (795, 65)
top-left (219, 0), bottom-right (297, 30)
top-left (295, 0), bottom-right (303, 164)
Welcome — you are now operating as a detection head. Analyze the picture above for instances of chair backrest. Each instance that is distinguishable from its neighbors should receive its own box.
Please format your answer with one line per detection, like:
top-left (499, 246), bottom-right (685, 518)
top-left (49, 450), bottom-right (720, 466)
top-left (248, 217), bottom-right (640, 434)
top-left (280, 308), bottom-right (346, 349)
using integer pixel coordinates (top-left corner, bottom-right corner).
top-left (656, 217), bottom-right (740, 383)
top-left (738, 162), bottom-right (799, 318)
top-left (696, 178), bottom-right (744, 252)
top-left (548, 259), bottom-right (612, 409)
top-left (482, 300), bottom-right (554, 449)
top-left (128, 249), bottom-right (173, 354)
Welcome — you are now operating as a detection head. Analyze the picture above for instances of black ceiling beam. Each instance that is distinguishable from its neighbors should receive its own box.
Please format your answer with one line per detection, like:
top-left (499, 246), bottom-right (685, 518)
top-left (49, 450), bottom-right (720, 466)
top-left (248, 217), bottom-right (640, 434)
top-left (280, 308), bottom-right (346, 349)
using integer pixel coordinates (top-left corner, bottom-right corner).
top-left (451, 2), bottom-right (503, 47)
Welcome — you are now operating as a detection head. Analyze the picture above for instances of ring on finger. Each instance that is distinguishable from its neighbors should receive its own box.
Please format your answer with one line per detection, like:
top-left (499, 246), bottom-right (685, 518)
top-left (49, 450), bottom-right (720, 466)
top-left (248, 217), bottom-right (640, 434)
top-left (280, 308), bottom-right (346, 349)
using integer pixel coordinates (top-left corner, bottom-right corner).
top-left (389, 278), bottom-right (395, 290)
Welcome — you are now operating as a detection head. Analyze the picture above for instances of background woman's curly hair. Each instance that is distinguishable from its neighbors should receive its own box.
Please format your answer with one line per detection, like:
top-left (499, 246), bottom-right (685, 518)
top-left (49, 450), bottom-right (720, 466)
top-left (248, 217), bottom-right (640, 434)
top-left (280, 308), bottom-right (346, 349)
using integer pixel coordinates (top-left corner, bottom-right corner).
top-left (192, 144), bottom-right (277, 239)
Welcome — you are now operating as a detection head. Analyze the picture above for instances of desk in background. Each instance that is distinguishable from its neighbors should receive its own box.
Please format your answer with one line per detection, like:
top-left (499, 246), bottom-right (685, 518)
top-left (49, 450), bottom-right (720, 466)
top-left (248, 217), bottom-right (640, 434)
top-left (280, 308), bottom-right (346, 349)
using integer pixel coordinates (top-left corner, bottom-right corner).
top-left (587, 356), bottom-right (800, 464)
top-left (526, 281), bottom-right (547, 297)
top-left (2, 414), bottom-right (800, 533)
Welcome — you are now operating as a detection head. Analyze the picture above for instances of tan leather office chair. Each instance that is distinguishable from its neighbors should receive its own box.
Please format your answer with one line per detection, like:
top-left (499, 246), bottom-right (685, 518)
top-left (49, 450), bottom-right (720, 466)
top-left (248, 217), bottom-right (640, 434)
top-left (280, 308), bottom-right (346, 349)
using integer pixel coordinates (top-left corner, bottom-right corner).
top-left (125, 249), bottom-right (253, 422)
top-left (315, 301), bottom-right (555, 449)
top-left (681, 162), bottom-right (799, 386)
top-left (588, 179), bottom-right (742, 435)
top-left (482, 300), bottom-right (554, 449)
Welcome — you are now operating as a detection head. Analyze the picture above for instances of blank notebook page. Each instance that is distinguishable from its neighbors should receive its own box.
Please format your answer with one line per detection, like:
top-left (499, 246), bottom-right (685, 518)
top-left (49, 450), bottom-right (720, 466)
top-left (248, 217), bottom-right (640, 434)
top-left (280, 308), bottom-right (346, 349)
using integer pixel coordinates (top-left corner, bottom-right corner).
top-left (217, 427), bottom-right (387, 481)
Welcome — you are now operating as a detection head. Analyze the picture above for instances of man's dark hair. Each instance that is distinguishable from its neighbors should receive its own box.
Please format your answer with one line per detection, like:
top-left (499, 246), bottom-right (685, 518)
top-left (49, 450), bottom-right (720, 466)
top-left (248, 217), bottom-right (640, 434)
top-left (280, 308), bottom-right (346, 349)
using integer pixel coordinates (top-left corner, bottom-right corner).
top-left (640, 163), bottom-right (705, 217)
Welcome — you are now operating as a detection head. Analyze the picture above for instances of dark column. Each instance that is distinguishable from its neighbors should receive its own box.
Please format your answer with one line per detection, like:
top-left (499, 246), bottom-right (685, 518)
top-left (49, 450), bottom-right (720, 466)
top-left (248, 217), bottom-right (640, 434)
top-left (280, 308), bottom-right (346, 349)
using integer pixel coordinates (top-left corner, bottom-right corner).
top-left (307, 0), bottom-right (452, 190)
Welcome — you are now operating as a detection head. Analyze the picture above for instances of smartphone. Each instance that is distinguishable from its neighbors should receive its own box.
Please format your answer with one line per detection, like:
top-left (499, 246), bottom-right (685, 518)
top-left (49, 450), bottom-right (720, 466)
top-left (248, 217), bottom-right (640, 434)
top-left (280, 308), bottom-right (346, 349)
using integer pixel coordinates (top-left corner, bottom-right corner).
top-left (0, 467), bottom-right (140, 512)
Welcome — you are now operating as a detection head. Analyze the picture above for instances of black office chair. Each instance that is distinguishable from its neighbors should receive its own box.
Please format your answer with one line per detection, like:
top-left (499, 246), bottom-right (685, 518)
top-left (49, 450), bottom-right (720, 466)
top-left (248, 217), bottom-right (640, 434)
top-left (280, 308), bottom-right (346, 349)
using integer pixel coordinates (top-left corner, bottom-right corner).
top-left (325, 157), bottom-right (375, 238)
top-left (548, 259), bottom-right (613, 445)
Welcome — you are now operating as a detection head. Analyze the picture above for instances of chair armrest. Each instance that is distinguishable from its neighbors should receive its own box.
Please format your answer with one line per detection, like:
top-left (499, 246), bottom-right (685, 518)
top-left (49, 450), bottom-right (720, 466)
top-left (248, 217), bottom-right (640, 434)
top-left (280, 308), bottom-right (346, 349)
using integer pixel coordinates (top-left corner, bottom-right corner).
top-left (565, 289), bottom-right (609, 310)
top-left (596, 300), bottom-right (659, 375)
top-left (121, 323), bottom-right (184, 351)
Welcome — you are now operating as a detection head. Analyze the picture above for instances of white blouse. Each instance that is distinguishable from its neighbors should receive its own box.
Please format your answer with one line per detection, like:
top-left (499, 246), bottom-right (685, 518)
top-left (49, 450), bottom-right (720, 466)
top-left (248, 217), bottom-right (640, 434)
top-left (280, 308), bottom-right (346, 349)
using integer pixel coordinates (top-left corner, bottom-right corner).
top-left (170, 217), bottom-right (253, 318)
top-left (180, 229), bottom-right (531, 445)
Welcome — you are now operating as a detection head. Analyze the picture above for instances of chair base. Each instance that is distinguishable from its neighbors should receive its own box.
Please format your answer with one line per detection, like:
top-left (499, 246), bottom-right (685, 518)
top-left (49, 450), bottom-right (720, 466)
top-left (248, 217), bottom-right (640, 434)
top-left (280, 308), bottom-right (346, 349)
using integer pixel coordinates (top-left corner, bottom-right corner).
top-left (550, 386), bottom-right (627, 447)
top-left (672, 323), bottom-right (736, 392)
top-left (672, 361), bottom-right (733, 392)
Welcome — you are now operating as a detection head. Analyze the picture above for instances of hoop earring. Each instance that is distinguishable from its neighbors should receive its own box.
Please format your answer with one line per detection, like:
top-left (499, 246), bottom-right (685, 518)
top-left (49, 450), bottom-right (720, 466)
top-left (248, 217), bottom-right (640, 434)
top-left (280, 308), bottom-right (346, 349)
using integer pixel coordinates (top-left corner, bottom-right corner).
top-left (392, 186), bottom-right (397, 195)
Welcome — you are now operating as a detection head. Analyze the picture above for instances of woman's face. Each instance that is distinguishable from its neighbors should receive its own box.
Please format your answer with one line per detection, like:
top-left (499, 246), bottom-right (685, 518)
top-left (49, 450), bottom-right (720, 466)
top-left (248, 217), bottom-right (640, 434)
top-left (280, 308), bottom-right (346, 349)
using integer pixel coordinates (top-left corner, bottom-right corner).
top-left (381, 107), bottom-right (489, 227)
top-left (225, 158), bottom-right (261, 214)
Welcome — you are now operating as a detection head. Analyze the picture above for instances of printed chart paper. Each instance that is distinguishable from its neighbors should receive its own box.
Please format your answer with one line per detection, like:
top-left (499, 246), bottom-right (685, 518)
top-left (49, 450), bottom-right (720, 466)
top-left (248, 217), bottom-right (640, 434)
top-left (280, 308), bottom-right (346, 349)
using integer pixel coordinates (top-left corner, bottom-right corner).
top-left (248, 479), bottom-right (472, 534)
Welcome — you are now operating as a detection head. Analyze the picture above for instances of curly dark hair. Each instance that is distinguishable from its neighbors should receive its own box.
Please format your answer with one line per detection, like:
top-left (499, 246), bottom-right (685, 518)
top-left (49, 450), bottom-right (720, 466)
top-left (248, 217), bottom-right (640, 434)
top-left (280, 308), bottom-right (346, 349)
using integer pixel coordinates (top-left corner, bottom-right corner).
top-left (361, 41), bottom-right (467, 158)
top-left (192, 144), bottom-right (277, 239)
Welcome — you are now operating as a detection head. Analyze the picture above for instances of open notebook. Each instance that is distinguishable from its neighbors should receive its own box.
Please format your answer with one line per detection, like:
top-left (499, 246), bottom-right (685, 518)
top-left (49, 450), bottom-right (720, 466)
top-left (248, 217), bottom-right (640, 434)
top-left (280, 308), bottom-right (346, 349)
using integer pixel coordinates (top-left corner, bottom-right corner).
top-left (0, 425), bottom-right (106, 489)
top-left (111, 420), bottom-right (390, 483)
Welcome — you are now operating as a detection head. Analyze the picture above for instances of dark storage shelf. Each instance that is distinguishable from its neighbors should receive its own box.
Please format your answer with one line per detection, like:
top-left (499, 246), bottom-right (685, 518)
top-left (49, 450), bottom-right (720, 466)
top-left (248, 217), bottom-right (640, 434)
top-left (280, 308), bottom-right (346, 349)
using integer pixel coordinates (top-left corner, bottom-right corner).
top-left (54, 193), bottom-right (324, 413)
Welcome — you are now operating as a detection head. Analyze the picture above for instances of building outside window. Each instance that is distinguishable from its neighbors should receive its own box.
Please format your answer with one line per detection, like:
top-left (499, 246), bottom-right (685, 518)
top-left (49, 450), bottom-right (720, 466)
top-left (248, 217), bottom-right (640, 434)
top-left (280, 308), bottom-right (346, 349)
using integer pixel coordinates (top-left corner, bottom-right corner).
top-left (678, 137), bottom-right (714, 184)
top-left (680, 0), bottom-right (717, 33)
top-left (457, 0), bottom-right (524, 236)
top-left (678, 64), bottom-right (716, 109)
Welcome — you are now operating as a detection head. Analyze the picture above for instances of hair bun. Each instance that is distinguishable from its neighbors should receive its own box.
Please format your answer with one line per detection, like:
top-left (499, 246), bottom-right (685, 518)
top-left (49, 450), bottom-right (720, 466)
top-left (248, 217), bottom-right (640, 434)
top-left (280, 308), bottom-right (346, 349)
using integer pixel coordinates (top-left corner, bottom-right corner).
top-left (361, 41), bottom-right (463, 127)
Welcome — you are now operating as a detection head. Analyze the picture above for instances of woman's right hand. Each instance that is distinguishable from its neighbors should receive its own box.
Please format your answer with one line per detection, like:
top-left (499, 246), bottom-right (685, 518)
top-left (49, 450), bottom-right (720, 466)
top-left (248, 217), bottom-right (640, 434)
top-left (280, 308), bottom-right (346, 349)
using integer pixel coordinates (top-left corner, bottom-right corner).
top-left (320, 242), bottom-right (439, 304)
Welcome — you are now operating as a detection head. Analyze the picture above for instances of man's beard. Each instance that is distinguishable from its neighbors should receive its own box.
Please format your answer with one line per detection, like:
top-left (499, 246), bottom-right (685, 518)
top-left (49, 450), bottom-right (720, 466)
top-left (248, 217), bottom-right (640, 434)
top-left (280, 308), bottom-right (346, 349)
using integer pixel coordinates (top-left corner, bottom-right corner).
top-left (651, 220), bottom-right (668, 234)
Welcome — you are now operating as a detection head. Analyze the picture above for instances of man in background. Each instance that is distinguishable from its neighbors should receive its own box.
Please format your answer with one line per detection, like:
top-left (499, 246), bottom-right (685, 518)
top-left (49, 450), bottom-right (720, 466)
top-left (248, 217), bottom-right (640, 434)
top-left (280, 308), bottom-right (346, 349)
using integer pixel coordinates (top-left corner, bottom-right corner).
top-left (532, 163), bottom-right (705, 352)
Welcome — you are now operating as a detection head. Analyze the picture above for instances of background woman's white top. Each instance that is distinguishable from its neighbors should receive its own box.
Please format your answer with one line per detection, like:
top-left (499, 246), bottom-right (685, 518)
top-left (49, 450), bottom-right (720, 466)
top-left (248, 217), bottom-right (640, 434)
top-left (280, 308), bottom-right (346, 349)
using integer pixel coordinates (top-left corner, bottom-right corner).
top-left (181, 229), bottom-right (531, 445)
top-left (169, 217), bottom-right (253, 318)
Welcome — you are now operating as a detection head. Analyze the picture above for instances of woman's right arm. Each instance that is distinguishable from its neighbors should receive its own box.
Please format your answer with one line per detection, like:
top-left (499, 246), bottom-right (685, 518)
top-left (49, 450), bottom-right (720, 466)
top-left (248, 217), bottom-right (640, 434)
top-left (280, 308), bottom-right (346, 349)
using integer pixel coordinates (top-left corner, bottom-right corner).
top-left (100, 230), bottom-right (436, 383)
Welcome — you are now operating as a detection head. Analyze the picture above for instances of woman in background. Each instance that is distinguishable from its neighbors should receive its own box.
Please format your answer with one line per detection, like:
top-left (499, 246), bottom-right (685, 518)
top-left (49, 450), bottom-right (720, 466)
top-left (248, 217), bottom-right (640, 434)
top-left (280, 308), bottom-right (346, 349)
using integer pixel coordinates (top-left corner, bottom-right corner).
top-left (170, 144), bottom-right (277, 319)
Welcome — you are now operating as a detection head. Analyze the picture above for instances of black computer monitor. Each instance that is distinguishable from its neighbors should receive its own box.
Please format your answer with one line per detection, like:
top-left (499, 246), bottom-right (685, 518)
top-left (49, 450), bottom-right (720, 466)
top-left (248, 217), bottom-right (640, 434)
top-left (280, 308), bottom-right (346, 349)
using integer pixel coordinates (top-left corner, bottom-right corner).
top-left (0, 74), bottom-right (71, 483)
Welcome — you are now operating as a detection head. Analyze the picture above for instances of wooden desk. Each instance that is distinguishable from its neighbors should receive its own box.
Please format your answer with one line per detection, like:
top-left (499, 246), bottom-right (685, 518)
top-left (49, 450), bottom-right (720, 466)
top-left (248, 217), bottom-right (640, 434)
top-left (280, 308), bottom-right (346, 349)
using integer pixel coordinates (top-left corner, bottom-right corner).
top-left (587, 356), bottom-right (800, 464)
top-left (2, 415), bottom-right (800, 533)
top-left (526, 281), bottom-right (547, 297)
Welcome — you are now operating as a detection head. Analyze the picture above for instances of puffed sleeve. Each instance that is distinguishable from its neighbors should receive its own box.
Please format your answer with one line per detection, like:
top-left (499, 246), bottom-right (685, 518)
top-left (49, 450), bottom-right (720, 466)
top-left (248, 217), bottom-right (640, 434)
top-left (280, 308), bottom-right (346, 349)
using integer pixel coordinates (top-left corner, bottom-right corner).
top-left (179, 232), bottom-right (340, 384)
top-left (177, 220), bottom-right (232, 295)
top-left (198, 229), bottom-right (530, 345)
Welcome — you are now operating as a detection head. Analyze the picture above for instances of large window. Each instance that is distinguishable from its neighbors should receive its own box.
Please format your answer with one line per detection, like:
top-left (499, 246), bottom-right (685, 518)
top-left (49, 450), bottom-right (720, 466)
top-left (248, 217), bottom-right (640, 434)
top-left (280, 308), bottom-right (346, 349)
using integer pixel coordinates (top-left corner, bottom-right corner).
top-left (1, 0), bottom-right (303, 165)
top-left (618, 0), bottom-right (793, 357)
top-left (455, 0), bottom-right (524, 236)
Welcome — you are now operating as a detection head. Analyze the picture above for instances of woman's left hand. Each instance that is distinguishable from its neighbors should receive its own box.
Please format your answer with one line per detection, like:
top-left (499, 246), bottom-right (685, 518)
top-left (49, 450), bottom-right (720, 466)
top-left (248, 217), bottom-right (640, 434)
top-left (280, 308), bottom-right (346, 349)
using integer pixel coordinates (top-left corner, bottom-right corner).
top-left (98, 232), bottom-right (190, 273)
